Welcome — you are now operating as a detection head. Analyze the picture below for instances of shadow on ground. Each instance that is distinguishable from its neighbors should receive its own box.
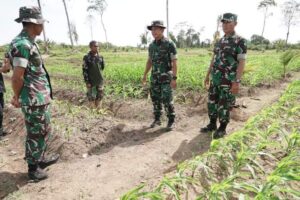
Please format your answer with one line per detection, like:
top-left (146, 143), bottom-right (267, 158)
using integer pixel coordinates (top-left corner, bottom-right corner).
top-left (0, 171), bottom-right (28, 199)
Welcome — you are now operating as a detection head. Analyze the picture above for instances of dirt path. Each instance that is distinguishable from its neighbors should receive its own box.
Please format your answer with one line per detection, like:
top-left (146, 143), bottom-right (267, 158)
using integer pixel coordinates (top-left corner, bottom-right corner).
top-left (0, 72), bottom-right (299, 200)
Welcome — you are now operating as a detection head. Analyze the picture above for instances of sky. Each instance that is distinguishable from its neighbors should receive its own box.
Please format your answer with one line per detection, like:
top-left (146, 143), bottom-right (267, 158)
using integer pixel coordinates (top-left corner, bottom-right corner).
top-left (0, 0), bottom-right (299, 46)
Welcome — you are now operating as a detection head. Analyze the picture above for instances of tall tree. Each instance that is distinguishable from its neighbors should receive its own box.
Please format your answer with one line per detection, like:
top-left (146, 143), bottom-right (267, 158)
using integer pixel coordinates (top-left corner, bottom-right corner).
top-left (86, 14), bottom-right (95, 40)
top-left (250, 34), bottom-right (270, 45)
top-left (87, 0), bottom-right (108, 48)
top-left (282, 0), bottom-right (300, 48)
top-left (166, 0), bottom-right (169, 38)
top-left (69, 22), bottom-right (79, 45)
top-left (37, 0), bottom-right (49, 53)
top-left (212, 15), bottom-right (222, 47)
top-left (198, 26), bottom-right (205, 46)
top-left (169, 32), bottom-right (177, 45)
top-left (258, 0), bottom-right (277, 37)
top-left (140, 30), bottom-right (150, 49)
top-left (62, 0), bottom-right (74, 47)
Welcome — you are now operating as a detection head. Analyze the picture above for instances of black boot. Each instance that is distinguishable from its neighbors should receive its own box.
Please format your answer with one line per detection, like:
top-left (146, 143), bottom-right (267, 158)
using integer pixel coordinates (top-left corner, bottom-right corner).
top-left (200, 118), bottom-right (217, 133)
top-left (150, 118), bottom-right (161, 128)
top-left (28, 164), bottom-right (48, 181)
top-left (166, 118), bottom-right (175, 131)
top-left (213, 122), bottom-right (227, 139)
top-left (39, 153), bottom-right (60, 169)
top-left (0, 128), bottom-right (7, 137)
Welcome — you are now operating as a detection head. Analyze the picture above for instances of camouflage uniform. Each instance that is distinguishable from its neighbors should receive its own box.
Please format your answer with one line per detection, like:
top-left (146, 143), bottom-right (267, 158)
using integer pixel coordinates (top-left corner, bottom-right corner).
top-left (9, 30), bottom-right (52, 165)
top-left (148, 37), bottom-right (177, 121)
top-left (0, 72), bottom-right (5, 136)
top-left (82, 51), bottom-right (105, 101)
top-left (209, 32), bottom-right (247, 123)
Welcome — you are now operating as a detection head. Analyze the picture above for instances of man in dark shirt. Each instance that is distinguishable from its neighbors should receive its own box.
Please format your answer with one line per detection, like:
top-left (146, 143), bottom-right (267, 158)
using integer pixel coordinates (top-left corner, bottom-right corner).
top-left (0, 58), bottom-right (11, 138)
top-left (82, 41), bottom-right (105, 108)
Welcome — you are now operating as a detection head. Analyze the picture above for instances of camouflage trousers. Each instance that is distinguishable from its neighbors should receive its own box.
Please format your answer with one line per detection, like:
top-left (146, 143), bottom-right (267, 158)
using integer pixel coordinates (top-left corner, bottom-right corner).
top-left (87, 85), bottom-right (104, 101)
top-left (0, 93), bottom-right (3, 133)
top-left (207, 84), bottom-right (235, 124)
top-left (22, 104), bottom-right (51, 165)
top-left (150, 82), bottom-right (175, 120)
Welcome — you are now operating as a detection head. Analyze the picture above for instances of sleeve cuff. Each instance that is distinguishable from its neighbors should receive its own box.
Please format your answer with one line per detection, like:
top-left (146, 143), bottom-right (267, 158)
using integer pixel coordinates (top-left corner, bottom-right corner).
top-left (13, 57), bottom-right (28, 68)
top-left (170, 53), bottom-right (177, 60)
top-left (237, 54), bottom-right (247, 60)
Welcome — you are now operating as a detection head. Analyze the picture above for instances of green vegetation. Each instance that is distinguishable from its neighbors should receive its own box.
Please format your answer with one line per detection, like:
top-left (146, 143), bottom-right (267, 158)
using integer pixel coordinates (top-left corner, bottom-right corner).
top-left (121, 80), bottom-right (300, 199)
top-left (42, 47), bottom-right (300, 98)
top-left (1, 46), bottom-right (299, 99)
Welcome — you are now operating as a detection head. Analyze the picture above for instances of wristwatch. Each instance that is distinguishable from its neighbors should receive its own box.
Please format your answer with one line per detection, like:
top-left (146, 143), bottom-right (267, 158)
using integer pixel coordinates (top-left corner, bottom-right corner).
top-left (172, 76), bottom-right (177, 80)
top-left (235, 79), bottom-right (241, 83)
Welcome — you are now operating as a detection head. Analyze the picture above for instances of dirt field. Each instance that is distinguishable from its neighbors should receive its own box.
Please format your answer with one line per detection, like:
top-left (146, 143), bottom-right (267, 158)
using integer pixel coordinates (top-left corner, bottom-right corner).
top-left (0, 72), bottom-right (299, 200)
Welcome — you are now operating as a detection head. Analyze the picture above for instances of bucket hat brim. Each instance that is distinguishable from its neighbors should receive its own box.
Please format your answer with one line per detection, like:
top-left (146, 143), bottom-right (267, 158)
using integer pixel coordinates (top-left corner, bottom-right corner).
top-left (147, 25), bottom-right (166, 30)
top-left (15, 17), bottom-right (48, 24)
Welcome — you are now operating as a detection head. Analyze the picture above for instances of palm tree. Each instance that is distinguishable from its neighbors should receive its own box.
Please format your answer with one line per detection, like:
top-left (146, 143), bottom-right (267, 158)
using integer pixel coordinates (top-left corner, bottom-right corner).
top-left (280, 50), bottom-right (297, 78)
top-left (166, 0), bottom-right (169, 38)
top-left (258, 0), bottom-right (277, 37)
top-left (86, 14), bottom-right (95, 40)
top-left (37, 0), bottom-right (49, 53)
top-left (62, 0), bottom-right (74, 47)
top-left (87, 0), bottom-right (108, 49)
top-left (282, 0), bottom-right (300, 48)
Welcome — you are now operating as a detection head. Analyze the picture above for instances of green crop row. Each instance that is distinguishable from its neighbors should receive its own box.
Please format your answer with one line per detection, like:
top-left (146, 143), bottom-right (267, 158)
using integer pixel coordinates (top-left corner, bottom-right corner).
top-left (120, 80), bottom-right (300, 200)
top-left (44, 48), bottom-right (300, 98)
top-left (1, 47), bottom-right (299, 99)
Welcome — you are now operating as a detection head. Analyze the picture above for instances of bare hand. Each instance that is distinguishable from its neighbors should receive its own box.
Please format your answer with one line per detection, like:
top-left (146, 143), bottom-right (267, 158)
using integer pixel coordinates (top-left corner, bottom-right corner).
top-left (170, 80), bottom-right (177, 89)
top-left (2, 58), bottom-right (11, 73)
top-left (204, 77), bottom-right (210, 90)
top-left (86, 83), bottom-right (92, 88)
top-left (231, 82), bottom-right (240, 94)
top-left (142, 76), bottom-right (147, 86)
top-left (11, 96), bottom-right (21, 108)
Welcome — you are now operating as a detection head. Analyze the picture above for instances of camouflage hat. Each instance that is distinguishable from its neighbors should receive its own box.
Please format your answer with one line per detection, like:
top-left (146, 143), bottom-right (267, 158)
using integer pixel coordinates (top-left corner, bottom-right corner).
top-left (15, 6), bottom-right (47, 24)
top-left (221, 13), bottom-right (237, 22)
top-left (147, 20), bottom-right (166, 30)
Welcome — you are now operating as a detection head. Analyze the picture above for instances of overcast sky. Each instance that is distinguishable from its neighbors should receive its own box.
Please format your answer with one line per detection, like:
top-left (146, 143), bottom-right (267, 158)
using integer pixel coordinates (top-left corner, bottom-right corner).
top-left (0, 0), bottom-right (299, 46)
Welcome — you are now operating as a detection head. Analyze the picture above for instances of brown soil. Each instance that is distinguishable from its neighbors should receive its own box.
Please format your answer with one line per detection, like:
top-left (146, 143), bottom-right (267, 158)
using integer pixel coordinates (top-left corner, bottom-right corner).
top-left (0, 72), bottom-right (299, 200)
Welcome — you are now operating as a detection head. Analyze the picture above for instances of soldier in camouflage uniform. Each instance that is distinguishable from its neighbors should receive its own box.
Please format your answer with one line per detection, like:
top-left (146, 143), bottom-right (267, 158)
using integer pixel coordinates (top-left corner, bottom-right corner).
top-left (200, 13), bottom-right (247, 139)
top-left (82, 40), bottom-right (105, 108)
top-left (9, 6), bottom-right (59, 181)
top-left (0, 59), bottom-right (11, 138)
top-left (142, 21), bottom-right (178, 130)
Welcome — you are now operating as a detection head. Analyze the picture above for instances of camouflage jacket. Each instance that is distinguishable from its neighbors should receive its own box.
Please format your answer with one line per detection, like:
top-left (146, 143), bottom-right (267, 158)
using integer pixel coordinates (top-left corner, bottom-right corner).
top-left (0, 73), bottom-right (5, 93)
top-left (148, 37), bottom-right (177, 82)
top-left (211, 32), bottom-right (247, 86)
top-left (82, 51), bottom-right (105, 86)
top-left (9, 30), bottom-right (52, 106)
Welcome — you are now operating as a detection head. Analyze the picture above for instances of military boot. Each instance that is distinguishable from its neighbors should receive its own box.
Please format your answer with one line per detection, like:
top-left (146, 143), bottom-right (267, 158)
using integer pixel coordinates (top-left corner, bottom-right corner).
top-left (200, 118), bottom-right (217, 133)
top-left (28, 164), bottom-right (48, 181)
top-left (166, 118), bottom-right (175, 131)
top-left (213, 122), bottom-right (227, 139)
top-left (150, 118), bottom-right (161, 128)
top-left (39, 153), bottom-right (60, 169)
top-left (0, 128), bottom-right (7, 139)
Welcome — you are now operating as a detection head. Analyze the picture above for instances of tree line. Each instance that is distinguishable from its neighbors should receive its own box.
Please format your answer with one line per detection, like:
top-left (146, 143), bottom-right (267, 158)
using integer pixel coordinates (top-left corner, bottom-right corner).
top-left (35, 0), bottom-right (299, 51)
top-left (140, 0), bottom-right (300, 50)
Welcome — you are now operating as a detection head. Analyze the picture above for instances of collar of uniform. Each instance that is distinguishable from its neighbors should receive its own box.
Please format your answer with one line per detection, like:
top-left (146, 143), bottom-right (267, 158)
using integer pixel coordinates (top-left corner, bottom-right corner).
top-left (20, 29), bottom-right (35, 43)
top-left (224, 31), bottom-right (236, 39)
top-left (154, 37), bottom-right (166, 45)
top-left (88, 51), bottom-right (98, 56)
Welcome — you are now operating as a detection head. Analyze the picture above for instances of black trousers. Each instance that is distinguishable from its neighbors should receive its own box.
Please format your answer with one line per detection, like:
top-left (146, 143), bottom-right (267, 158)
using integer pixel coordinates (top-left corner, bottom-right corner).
top-left (0, 93), bottom-right (4, 129)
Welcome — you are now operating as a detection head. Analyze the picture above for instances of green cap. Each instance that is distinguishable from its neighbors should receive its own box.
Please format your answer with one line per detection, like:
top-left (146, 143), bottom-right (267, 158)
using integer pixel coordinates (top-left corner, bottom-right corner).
top-left (221, 13), bottom-right (237, 22)
top-left (147, 20), bottom-right (166, 30)
top-left (15, 6), bottom-right (47, 24)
